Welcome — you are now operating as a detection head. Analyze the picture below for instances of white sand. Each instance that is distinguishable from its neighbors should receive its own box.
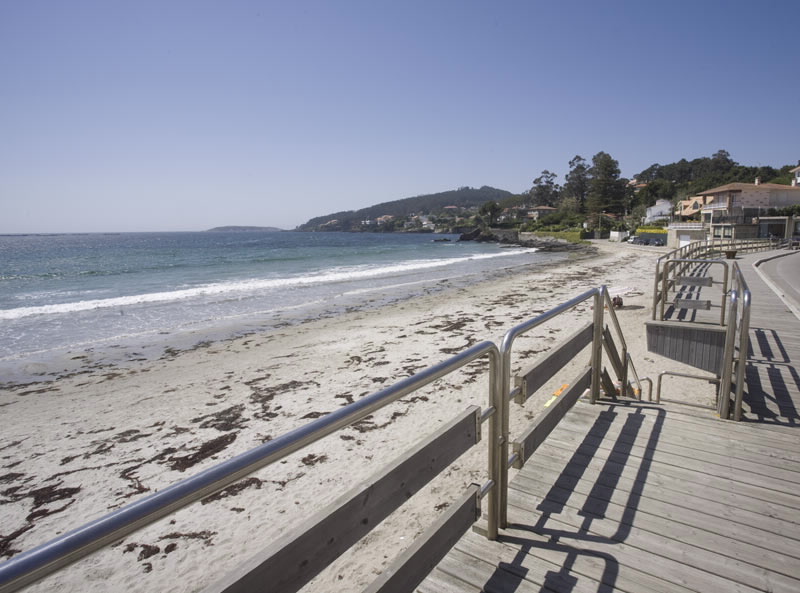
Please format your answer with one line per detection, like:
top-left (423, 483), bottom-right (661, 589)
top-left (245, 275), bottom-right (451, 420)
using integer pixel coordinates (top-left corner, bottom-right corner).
top-left (0, 240), bottom-right (716, 592)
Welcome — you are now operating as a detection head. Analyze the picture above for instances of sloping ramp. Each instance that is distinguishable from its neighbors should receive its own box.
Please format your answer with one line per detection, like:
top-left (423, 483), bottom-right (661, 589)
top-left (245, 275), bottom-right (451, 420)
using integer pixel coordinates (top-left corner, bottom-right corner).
top-left (418, 399), bottom-right (800, 593)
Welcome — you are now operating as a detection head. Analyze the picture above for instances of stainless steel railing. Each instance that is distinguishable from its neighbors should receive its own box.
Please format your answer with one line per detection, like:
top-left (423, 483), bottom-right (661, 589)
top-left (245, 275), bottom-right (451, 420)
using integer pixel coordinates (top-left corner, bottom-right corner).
top-left (649, 238), bottom-right (760, 420)
top-left (495, 287), bottom-right (600, 530)
top-left (725, 265), bottom-right (752, 421)
top-left (0, 284), bottom-right (648, 592)
top-left (0, 342), bottom-right (503, 593)
top-left (651, 237), bottom-right (777, 319)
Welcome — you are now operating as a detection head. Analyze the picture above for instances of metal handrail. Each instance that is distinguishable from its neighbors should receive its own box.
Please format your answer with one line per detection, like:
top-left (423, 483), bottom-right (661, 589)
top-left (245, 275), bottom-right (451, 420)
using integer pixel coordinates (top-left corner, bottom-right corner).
top-left (655, 370), bottom-right (719, 405)
top-left (651, 238), bottom-right (777, 319)
top-left (602, 288), bottom-right (634, 395)
top-left (1, 281), bottom-right (656, 591)
top-left (0, 341), bottom-right (502, 593)
top-left (659, 259), bottom-right (730, 325)
top-left (497, 287), bottom-right (603, 529)
top-left (730, 265), bottom-right (752, 421)
top-left (625, 353), bottom-right (650, 400)
top-left (718, 289), bottom-right (739, 419)
top-left (719, 264), bottom-right (751, 422)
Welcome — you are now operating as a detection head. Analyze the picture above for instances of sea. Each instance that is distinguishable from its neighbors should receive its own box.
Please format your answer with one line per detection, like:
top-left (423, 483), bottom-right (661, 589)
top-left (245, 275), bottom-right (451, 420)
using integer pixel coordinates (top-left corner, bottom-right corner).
top-left (0, 231), bottom-right (568, 384)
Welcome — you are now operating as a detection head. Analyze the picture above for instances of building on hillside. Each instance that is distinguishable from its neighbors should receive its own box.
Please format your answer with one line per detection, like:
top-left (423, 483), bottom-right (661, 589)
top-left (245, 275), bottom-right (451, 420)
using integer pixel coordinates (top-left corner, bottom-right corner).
top-left (699, 178), bottom-right (800, 239)
top-left (675, 196), bottom-right (713, 220)
top-left (791, 162), bottom-right (800, 187)
top-left (527, 206), bottom-right (558, 220)
top-left (644, 199), bottom-right (673, 224)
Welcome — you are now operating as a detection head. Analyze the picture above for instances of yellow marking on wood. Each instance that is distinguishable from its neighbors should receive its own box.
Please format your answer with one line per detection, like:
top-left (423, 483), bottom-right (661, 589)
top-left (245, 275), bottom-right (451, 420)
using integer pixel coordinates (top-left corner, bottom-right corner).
top-left (544, 384), bottom-right (570, 408)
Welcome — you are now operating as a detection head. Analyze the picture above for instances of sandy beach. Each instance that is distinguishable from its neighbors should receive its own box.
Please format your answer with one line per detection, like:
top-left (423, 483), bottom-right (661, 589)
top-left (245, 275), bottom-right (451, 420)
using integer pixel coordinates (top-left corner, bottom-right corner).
top-left (0, 240), bottom-right (717, 592)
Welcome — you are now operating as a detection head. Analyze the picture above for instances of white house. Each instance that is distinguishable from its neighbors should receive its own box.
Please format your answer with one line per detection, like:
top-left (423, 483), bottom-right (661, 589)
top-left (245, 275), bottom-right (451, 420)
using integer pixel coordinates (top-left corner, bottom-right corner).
top-left (644, 199), bottom-right (673, 224)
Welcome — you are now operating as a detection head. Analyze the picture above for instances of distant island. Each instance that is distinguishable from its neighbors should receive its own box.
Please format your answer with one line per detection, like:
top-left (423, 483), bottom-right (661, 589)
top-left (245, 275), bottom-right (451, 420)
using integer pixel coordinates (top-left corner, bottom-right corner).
top-left (206, 226), bottom-right (284, 232)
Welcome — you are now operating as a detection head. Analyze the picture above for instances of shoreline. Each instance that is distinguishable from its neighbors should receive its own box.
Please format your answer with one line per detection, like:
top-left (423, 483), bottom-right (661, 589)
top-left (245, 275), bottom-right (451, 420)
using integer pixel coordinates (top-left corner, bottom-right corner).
top-left (0, 245), bottom-right (583, 389)
top-left (0, 241), bottom-right (716, 592)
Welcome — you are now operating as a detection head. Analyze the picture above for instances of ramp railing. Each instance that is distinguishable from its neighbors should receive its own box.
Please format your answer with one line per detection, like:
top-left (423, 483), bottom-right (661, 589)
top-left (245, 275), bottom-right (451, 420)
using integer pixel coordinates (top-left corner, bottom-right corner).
top-left (649, 238), bottom-right (762, 420)
top-left (720, 265), bottom-right (752, 421)
top-left (652, 237), bottom-right (777, 319)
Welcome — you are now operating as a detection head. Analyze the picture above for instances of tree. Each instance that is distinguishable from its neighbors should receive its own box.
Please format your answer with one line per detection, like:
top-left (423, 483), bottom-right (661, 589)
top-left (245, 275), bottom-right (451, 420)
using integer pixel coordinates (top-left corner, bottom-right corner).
top-left (563, 155), bottom-right (590, 213)
top-left (636, 177), bottom-right (676, 207)
top-left (586, 151), bottom-right (625, 216)
top-left (529, 170), bottom-right (561, 207)
top-left (479, 201), bottom-right (502, 226)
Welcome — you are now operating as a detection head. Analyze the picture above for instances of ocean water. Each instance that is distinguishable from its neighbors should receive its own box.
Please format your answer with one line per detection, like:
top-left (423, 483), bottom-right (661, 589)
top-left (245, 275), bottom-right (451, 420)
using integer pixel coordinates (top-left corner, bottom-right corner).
top-left (0, 231), bottom-right (566, 383)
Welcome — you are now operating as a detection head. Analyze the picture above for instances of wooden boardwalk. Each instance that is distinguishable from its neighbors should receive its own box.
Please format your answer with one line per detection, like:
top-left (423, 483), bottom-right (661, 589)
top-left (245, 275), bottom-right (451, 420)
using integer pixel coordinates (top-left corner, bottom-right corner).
top-left (417, 251), bottom-right (800, 593)
top-left (737, 251), bottom-right (800, 425)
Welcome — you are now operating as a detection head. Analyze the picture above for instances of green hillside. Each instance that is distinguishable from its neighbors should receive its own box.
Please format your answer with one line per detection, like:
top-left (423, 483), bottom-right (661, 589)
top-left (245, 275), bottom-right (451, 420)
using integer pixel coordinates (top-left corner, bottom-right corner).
top-left (296, 186), bottom-right (513, 231)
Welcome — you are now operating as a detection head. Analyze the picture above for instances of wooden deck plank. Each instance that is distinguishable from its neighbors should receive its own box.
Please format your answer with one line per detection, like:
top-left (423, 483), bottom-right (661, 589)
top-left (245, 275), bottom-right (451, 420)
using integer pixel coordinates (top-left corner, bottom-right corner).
top-left (510, 465), bottom-right (800, 566)
top-left (454, 530), bottom-right (689, 593)
top-left (559, 404), bottom-right (800, 471)
top-left (539, 432), bottom-right (800, 512)
top-left (525, 434), bottom-right (800, 533)
top-left (544, 427), bottom-right (800, 497)
top-left (417, 250), bottom-right (800, 593)
top-left (737, 252), bottom-right (800, 425)
top-left (506, 492), bottom-right (800, 593)
top-left (442, 543), bottom-right (606, 593)
top-left (502, 505), bottom-right (769, 593)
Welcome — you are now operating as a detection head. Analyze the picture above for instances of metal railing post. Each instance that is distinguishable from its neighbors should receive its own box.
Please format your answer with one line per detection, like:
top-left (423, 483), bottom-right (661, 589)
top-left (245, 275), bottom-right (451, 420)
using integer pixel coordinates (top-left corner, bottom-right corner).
top-left (487, 345), bottom-right (508, 539)
top-left (718, 290), bottom-right (739, 419)
top-left (591, 289), bottom-right (604, 403)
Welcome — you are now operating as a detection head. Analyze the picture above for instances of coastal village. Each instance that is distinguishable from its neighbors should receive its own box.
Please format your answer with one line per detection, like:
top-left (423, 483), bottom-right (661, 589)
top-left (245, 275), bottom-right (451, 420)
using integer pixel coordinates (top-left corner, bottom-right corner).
top-left (316, 161), bottom-right (800, 249)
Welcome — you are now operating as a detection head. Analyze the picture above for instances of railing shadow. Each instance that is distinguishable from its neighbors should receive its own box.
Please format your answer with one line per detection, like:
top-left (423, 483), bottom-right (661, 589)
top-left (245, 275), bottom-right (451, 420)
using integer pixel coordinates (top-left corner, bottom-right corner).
top-left (480, 402), bottom-right (664, 592)
top-left (664, 261), bottom-right (716, 323)
top-left (743, 328), bottom-right (800, 425)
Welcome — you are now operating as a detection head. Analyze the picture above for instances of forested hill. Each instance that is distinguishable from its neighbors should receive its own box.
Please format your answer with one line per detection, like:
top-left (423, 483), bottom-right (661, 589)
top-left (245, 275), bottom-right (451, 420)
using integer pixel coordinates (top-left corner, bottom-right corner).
top-left (296, 186), bottom-right (513, 231)
top-left (632, 150), bottom-right (795, 205)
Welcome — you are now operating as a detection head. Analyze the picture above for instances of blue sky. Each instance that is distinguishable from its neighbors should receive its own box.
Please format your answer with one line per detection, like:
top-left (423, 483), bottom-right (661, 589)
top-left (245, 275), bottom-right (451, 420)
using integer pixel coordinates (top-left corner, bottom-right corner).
top-left (1, 0), bottom-right (798, 233)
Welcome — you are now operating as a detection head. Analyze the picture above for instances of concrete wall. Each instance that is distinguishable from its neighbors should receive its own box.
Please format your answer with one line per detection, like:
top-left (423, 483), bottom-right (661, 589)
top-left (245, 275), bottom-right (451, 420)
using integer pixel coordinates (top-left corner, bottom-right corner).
top-left (609, 230), bottom-right (629, 242)
top-left (667, 227), bottom-right (707, 249)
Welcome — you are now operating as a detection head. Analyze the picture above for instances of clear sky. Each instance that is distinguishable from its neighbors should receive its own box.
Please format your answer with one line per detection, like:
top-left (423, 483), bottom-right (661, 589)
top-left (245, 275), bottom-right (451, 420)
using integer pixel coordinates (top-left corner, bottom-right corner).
top-left (2, 0), bottom-right (798, 233)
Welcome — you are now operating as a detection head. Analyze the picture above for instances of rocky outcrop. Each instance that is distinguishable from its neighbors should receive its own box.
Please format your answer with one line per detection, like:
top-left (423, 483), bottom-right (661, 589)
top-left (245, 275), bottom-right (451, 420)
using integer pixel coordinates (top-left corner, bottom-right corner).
top-left (458, 228), bottom-right (586, 251)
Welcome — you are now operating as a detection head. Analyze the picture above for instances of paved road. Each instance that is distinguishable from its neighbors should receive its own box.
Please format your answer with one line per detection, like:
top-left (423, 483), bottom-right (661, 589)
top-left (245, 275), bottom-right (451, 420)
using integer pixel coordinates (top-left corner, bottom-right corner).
top-left (758, 250), bottom-right (800, 316)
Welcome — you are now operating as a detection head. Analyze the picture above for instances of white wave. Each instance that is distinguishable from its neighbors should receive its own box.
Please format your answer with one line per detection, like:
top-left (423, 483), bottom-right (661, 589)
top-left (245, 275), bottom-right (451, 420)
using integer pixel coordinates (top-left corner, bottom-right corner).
top-left (0, 248), bottom-right (536, 320)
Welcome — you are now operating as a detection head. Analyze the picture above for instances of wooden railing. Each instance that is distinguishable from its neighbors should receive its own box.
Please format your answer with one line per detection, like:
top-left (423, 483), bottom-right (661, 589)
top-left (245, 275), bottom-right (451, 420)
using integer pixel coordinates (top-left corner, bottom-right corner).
top-left (0, 287), bottom-right (646, 593)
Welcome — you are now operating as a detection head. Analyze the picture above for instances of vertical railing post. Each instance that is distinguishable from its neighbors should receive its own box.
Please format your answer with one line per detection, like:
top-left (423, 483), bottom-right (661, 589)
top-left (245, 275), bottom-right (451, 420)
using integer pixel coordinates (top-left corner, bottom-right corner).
top-left (620, 341), bottom-right (629, 397)
top-left (733, 287), bottom-right (751, 422)
top-left (718, 290), bottom-right (738, 419)
top-left (659, 260), bottom-right (671, 321)
top-left (591, 289), bottom-right (604, 404)
top-left (487, 345), bottom-right (509, 539)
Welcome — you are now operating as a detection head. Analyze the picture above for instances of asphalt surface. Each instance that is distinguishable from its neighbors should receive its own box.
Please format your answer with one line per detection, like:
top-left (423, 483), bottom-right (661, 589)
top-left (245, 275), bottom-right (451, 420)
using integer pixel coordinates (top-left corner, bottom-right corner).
top-left (758, 250), bottom-right (800, 316)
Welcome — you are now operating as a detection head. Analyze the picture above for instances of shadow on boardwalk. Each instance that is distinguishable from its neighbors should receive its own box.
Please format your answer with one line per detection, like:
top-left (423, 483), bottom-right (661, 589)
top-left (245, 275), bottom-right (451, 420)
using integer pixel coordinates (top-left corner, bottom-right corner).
top-left (744, 327), bottom-right (800, 425)
top-left (480, 404), bottom-right (664, 593)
